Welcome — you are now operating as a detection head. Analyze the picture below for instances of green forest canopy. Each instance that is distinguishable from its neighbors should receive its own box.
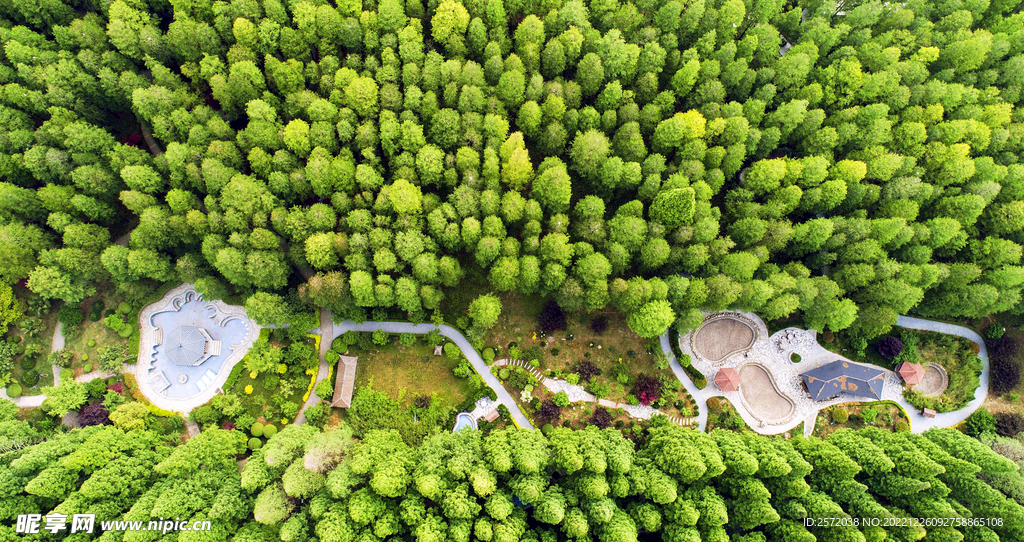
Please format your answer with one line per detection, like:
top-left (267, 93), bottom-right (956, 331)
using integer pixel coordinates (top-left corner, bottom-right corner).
top-left (0, 0), bottom-right (1023, 344)
top-left (1, 409), bottom-right (1023, 541)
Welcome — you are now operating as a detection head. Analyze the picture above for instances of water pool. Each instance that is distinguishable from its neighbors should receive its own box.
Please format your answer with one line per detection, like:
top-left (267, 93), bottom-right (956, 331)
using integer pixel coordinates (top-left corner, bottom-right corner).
top-left (453, 412), bottom-right (477, 432)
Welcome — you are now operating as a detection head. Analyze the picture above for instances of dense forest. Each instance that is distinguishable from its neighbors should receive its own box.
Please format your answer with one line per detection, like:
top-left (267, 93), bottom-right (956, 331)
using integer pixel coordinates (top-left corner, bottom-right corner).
top-left (0, 0), bottom-right (1022, 350)
top-left (0, 401), bottom-right (1022, 542)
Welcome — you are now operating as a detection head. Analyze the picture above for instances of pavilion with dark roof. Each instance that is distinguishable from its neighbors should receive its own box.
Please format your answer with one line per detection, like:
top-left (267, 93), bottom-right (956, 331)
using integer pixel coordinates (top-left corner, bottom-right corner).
top-left (800, 360), bottom-right (885, 401)
top-left (331, 355), bottom-right (359, 408)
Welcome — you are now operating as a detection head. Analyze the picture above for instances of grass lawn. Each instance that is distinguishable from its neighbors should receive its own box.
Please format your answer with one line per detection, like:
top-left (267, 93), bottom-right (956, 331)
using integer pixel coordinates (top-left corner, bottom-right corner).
top-left (61, 288), bottom-right (131, 377)
top-left (350, 340), bottom-right (475, 411)
top-left (813, 401), bottom-right (910, 438)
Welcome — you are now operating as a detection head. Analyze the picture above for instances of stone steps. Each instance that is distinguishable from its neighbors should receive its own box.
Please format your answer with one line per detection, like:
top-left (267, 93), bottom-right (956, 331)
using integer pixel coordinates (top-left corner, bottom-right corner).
top-left (497, 358), bottom-right (545, 380)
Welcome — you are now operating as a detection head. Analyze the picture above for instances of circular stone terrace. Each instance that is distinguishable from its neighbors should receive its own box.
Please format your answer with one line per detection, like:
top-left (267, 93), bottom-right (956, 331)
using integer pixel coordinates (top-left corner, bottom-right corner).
top-left (692, 314), bottom-right (757, 363)
top-left (913, 364), bottom-right (949, 397)
top-left (136, 284), bottom-right (259, 412)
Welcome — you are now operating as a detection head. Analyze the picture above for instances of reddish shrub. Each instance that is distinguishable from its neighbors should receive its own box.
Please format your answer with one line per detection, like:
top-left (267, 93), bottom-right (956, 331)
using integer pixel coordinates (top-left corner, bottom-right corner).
top-left (538, 302), bottom-right (567, 333)
top-left (540, 400), bottom-right (561, 420)
top-left (575, 360), bottom-right (600, 382)
top-left (633, 374), bottom-right (661, 406)
top-left (877, 336), bottom-right (904, 358)
top-left (107, 382), bottom-right (125, 395)
top-left (78, 402), bottom-right (110, 427)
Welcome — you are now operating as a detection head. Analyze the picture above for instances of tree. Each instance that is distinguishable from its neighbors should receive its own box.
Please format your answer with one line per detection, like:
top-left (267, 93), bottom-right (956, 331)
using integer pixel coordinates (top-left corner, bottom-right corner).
top-left (468, 293), bottom-right (502, 330)
top-left (431, 0), bottom-right (470, 52)
top-left (42, 380), bottom-right (88, 417)
top-left (245, 292), bottom-right (293, 327)
top-left (626, 300), bottom-right (675, 338)
top-left (650, 188), bottom-right (695, 229)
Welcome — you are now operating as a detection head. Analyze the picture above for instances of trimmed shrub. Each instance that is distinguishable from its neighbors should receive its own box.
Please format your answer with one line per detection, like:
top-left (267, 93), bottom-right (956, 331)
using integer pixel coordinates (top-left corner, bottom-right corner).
top-left (19, 355), bottom-right (36, 370)
top-left (590, 407), bottom-right (612, 429)
top-left (81, 353), bottom-right (88, 361)
top-left (790, 353), bottom-right (802, 363)
top-left (263, 424), bottom-right (278, 437)
top-left (21, 369), bottom-right (39, 387)
top-left (248, 437), bottom-right (262, 450)
top-left (985, 323), bottom-right (1006, 340)
top-left (83, 364), bottom-right (93, 373)
top-left (878, 336), bottom-right (903, 358)
top-left (57, 304), bottom-right (85, 328)
top-left (87, 339), bottom-right (96, 347)
top-left (6, 383), bottom-right (22, 397)
top-left (251, 422), bottom-right (265, 436)
top-left (88, 301), bottom-right (104, 322)
top-left (116, 302), bottom-right (132, 315)
top-left (965, 409), bottom-right (996, 437)
top-left (498, 368), bottom-right (510, 380)
top-left (482, 348), bottom-right (495, 361)
top-left (541, 423), bottom-right (554, 435)
top-left (118, 325), bottom-right (134, 338)
top-left (538, 301), bottom-right (567, 333)
top-left (895, 420), bottom-right (910, 432)
top-left (832, 407), bottom-right (849, 423)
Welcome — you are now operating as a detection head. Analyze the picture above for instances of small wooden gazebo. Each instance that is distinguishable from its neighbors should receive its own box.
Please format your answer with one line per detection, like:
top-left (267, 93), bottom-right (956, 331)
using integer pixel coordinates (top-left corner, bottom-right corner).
top-left (897, 361), bottom-right (925, 386)
top-left (331, 356), bottom-right (359, 408)
top-left (715, 367), bottom-right (741, 392)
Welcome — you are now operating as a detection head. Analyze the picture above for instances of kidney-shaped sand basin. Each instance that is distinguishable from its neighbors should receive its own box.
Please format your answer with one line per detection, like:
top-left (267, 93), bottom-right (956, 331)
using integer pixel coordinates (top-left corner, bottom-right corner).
top-left (739, 364), bottom-right (795, 423)
top-left (693, 317), bottom-right (756, 362)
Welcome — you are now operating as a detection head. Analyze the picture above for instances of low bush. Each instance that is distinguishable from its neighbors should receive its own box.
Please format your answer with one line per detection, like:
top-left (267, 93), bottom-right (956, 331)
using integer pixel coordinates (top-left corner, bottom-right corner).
top-left (116, 302), bottom-right (132, 315)
top-left (985, 323), bottom-right (1006, 340)
top-left (537, 302), bottom-right (567, 333)
top-left (995, 412), bottom-right (1024, 437)
top-left (57, 304), bottom-right (85, 328)
top-left (553, 391), bottom-right (570, 407)
top-left (965, 409), bottom-right (996, 437)
top-left (482, 348), bottom-right (495, 361)
top-left (21, 369), bottom-right (39, 387)
top-left (498, 368), bottom-right (510, 380)
top-left (48, 349), bottom-right (73, 368)
top-left (590, 407), bottom-right (612, 429)
top-left (19, 355), bottom-right (36, 370)
top-left (589, 316), bottom-right (608, 334)
top-left (87, 301), bottom-right (104, 322)
top-left (878, 336), bottom-right (904, 358)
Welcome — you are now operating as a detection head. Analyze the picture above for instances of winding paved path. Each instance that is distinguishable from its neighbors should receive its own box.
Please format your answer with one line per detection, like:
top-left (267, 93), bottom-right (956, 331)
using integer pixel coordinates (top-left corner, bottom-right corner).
top-left (327, 321), bottom-right (534, 429)
top-left (658, 315), bottom-right (990, 435)
top-left (660, 333), bottom-right (709, 430)
top-left (294, 309), bottom-right (333, 425)
top-left (893, 316), bottom-right (989, 431)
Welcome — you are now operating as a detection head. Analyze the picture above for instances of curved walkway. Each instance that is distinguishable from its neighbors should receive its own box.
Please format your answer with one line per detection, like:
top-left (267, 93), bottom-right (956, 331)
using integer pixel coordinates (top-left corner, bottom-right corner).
top-left (327, 321), bottom-right (534, 429)
top-left (893, 316), bottom-right (989, 432)
top-left (659, 314), bottom-right (990, 435)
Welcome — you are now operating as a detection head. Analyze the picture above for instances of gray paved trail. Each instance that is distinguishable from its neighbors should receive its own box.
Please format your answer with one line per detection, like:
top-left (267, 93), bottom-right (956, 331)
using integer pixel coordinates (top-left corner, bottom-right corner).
top-left (894, 316), bottom-right (989, 432)
top-left (660, 334), bottom-right (709, 430)
top-left (330, 321), bottom-right (534, 429)
top-left (295, 309), bottom-right (334, 425)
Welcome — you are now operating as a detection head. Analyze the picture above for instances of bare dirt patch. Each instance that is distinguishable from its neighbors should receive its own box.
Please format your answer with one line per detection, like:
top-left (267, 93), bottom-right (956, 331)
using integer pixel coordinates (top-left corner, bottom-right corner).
top-left (739, 364), bottom-right (794, 423)
top-left (693, 317), bottom-right (755, 362)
